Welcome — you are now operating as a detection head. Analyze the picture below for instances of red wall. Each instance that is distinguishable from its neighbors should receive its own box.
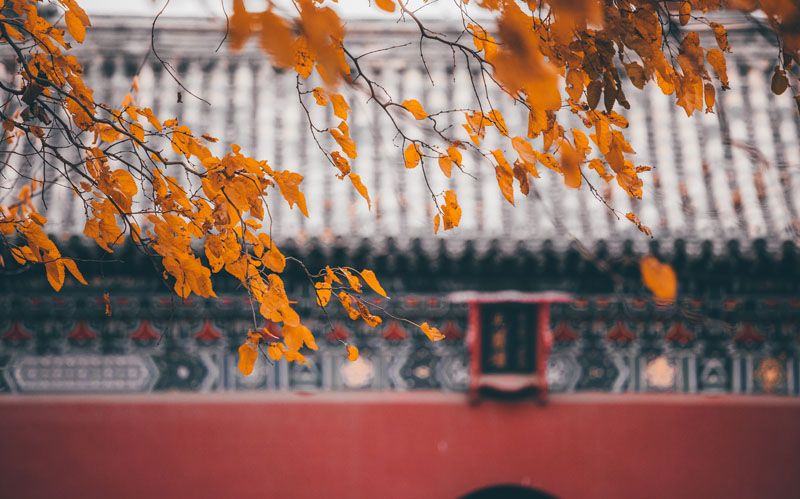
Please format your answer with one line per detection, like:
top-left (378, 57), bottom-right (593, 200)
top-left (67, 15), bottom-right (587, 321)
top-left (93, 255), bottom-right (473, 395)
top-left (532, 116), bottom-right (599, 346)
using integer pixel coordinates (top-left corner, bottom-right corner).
top-left (1, 393), bottom-right (798, 499)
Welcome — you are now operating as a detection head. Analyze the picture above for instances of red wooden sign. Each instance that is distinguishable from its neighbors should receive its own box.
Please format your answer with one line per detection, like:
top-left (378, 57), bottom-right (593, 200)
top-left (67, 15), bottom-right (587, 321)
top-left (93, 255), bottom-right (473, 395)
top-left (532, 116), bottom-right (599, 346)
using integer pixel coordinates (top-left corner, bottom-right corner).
top-left (449, 291), bottom-right (572, 403)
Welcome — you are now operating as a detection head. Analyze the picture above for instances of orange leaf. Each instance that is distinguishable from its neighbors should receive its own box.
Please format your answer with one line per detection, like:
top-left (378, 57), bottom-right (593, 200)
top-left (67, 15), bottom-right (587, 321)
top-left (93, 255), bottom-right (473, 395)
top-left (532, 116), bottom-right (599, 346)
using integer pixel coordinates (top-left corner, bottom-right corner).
top-left (260, 10), bottom-right (295, 68)
top-left (330, 151), bottom-right (351, 177)
top-left (626, 212), bottom-right (653, 236)
top-left (511, 136), bottom-right (537, 164)
top-left (346, 344), bottom-right (359, 361)
top-left (237, 342), bottom-right (258, 375)
top-left (330, 121), bottom-right (357, 159)
top-left (640, 256), bottom-right (677, 302)
top-left (340, 268), bottom-right (362, 293)
top-left (492, 150), bottom-right (515, 205)
top-left (331, 93), bottom-right (350, 120)
top-left (360, 269), bottom-right (387, 297)
top-left (272, 170), bottom-right (309, 216)
top-left (375, 0), bottom-right (396, 12)
top-left (312, 87), bottom-right (328, 106)
top-left (438, 155), bottom-right (453, 177)
top-left (284, 323), bottom-right (317, 352)
top-left (338, 292), bottom-right (360, 320)
top-left (440, 189), bottom-right (462, 230)
top-left (259, 235), bottom-right (286, 273)
top-left (420, 322), bottom-right (445, 342)
top-left (438, 145), bottom-right (462, 178)
top-left (267, 342), bottom-right (285, 361)
top-left (560, 141), bottom-right (582, 189)
top-left (402, 99), bottom-right (428, 120)
top-left (45, 260), bottom-right (65, 292)
top-left (315, 281), bottom-right (332, 306)
top-left (704, 82), bottom-right (716, 112)
top-left (64, 10), bottom-right (86, 43)
top-left (349, 173), bottom-right (371, 209)
top-left (706, 49), bottom-right (729, 88)
top-left (404, 143), bottom-right (421, 169)
top-left (63, 258), bottom-right (88, 285)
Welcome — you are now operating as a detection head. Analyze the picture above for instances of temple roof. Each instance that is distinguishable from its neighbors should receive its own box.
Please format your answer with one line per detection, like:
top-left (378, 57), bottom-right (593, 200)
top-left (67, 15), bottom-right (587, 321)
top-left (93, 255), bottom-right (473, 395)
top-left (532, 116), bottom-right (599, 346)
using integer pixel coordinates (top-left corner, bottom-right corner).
top-left (3, 15), bottom-right (799, 259)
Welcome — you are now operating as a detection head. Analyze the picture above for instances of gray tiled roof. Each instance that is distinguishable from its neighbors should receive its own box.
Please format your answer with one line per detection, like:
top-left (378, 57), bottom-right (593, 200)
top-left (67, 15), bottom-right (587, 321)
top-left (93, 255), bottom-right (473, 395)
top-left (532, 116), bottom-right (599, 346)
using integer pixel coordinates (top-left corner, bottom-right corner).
top-left (3, 15), bottom-right (798, 258)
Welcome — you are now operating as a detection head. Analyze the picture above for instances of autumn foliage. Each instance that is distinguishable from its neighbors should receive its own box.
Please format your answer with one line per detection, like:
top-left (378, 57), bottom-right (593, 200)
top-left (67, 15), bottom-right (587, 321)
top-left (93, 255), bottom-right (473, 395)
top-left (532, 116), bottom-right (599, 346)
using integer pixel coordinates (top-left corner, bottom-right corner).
top-left (0, 0), bottom-right (797, 375)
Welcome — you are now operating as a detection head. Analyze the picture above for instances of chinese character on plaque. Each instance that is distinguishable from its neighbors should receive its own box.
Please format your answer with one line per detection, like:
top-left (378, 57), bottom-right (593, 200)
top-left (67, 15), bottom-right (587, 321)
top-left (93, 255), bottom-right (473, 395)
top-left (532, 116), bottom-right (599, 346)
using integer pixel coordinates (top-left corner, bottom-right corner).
top-left (449, 291), bottom-right (571, 404)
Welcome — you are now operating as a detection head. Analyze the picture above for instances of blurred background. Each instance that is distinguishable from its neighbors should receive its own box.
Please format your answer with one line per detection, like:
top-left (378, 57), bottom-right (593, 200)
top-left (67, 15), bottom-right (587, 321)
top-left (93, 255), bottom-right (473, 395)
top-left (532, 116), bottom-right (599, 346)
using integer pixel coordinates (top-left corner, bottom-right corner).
top-left (0, 1), bottom-right (799, 498)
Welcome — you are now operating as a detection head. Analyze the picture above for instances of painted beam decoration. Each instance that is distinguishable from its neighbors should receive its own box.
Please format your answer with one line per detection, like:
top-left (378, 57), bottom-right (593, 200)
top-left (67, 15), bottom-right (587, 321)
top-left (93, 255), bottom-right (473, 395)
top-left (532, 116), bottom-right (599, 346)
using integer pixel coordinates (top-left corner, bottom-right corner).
top-left (2, 291), bottom-right (796, 396)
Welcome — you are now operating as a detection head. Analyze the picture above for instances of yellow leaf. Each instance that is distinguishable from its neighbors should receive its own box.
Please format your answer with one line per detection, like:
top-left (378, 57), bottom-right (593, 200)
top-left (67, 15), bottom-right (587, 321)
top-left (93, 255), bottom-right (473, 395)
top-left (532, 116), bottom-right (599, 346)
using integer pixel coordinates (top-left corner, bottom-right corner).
top-left (230, 0), bottom-right (254, 50)
top-left (130, 122), bottom-right (144, 143)
top-left (330, 151), bottom-right (351, 177)
top-left (261, 243), bottom-right (285, 273)
top-left (438, 145), bottom-right (462, 178)
top-left (440, 189), bottom-right (462, 230)
top-left (640, 256), bottom-right (677, 302)
top-left (375, 0), bottom-right (396, 12)
top-left (511, 136), bottom-right (537, 164)
top-left (45, 260), bottom-right (65, 292)
top-left (302, 326), bottom-right (318, 351)
top-left (360, 269), bottom-right (387, 297)
top-left (492, 150), bottom-right (515, 205)
top-left (420, 322), bottom-right (445, 342)
top-left (560, 141), bottom-right (582, 189)
top-left (64, 10), bottom-right (86, 43)
top-left (284, 323), bottom-right (317, 352)
top-left (62, 258), bottom-right (88, 285)
top-left (402, 99), bottom-right (428, 120)
top-left (312, 87), bottom-right (328, 106)
top-left (326, 266), bottom-right (342, 285)
top-left (338, 292), bottom-right (360, 320)
top-left (141, 108), bottom-right (162, 131)
top-left (330, 121), bottom-right (357, 159)
top-left (293, 36), bottom-right (314, 79)
top-left (315, 281), bottom-right (332, 306)
top-left (29, 211), bottom-right (47, 226)
top-left (404, 143), bottom-right (421, 169)
top-left (340, 268), bottom-right (362, 293)
top-left (447, 145), bottom-right (462, 167)
top-left (433, 213), bottom-right (441, 234)
top-left (346, 344), bottom-right (359, 362)
top-left (331, 93), bottom-right (350, 120)
top-left (259, 10), bottom-right (295, 68)
top-left (438, 155), bottom-right (453, 177)
top-left (626, 212), bottom-right (653, 236)
top-left (655, 71), bottom-right (675, 95)
top-left (706, 49), bottom-right (729, 88)
top-left (588, 158), bottom-right (612, 182)
top-left (487, 109), bottom-right (508, 135)
top-left (356, 301), bottom-right (382, 327)
top-left (606, 112), bottom-right (628, 129)
top-left (237, 342), bottom-right (258, 375)
top-left (349, 173), bottom-right (371, 209)
top-left (267, 342), bottom-right (285, 361)
top-left (272, 170), bottom-right (309, 217)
